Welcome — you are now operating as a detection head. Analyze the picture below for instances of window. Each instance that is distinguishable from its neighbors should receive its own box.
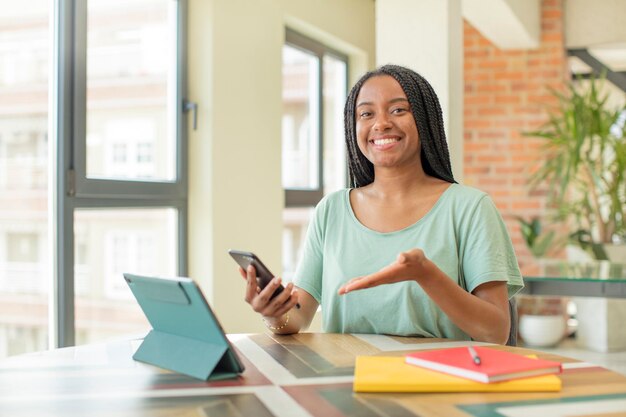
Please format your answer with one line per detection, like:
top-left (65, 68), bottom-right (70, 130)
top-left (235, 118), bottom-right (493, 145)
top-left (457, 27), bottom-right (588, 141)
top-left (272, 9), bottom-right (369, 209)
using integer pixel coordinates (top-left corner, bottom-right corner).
top-left (282, 30), bottom-right (348, 279)
top-left (282, 45), bottom-right (320, 190)
top-left (0, 0), bottom-right (188, 358)
top-left (85, 0), bottom-right (177, 182)
top-left (55, 0), bottom-right (187, 347)
top-left (0, 0), bottom-right (50, 357)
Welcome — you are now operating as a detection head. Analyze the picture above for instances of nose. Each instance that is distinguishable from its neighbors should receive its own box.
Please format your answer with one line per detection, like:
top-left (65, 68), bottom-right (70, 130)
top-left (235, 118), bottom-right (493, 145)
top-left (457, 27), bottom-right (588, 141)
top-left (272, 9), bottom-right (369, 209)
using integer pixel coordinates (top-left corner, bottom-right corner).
top-left (373, 113), bottom-right (392, 131)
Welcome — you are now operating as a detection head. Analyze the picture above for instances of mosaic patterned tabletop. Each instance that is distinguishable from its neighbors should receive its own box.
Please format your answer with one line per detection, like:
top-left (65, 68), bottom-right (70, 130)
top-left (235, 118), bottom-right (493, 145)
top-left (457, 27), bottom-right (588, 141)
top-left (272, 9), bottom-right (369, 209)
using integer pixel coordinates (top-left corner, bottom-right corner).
top-left (1, 333), bottom-right (626, 417)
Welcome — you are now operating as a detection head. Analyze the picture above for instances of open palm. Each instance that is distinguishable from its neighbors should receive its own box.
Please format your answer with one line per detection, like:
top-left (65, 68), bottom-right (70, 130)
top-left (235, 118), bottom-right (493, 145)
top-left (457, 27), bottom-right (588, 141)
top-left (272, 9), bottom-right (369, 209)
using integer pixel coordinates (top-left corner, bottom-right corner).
top-left (338, 249), bottom-right (428, 295)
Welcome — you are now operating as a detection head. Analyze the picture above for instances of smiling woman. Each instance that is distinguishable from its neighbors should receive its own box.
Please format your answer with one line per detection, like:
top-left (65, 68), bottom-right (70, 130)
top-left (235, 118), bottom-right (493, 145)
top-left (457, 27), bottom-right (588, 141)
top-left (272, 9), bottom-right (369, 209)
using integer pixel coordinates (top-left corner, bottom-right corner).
top-left (238, 64), bottom-right (524, 345)
top-left (345, 65), bottom-right (456, 188)
top-left (354, 76), bottom-right (421, 170)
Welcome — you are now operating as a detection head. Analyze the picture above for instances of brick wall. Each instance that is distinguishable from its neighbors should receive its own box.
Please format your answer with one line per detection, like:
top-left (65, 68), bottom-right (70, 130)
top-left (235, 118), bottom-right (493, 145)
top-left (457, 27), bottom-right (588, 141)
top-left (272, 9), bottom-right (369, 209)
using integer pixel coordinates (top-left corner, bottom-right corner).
top-left (463, 0), bottom-right (568, 271)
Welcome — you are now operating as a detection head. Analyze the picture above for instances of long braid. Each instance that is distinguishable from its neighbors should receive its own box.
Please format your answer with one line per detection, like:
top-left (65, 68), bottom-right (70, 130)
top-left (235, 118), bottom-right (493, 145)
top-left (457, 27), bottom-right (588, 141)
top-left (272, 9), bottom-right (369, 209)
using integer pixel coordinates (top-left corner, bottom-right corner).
top-left (344, 64), bottom-right (456, 187)
top-left (344, 76), bottom-right (374, 187)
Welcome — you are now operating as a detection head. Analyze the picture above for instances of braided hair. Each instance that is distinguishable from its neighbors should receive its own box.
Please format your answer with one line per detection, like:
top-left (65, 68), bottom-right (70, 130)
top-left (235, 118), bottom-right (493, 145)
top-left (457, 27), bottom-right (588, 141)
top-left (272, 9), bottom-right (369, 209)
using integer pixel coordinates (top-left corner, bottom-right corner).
top-left (344, 64), bottom-right (456, 188)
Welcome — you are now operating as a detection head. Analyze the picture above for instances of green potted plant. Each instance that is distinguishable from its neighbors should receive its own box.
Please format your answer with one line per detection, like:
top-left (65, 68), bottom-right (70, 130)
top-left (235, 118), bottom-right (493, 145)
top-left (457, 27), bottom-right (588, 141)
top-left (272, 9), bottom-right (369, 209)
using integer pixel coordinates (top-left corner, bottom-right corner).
top-left (516, 216), bottom-right (558, 258)
top-left (526, 75), bottom-right (626, 261)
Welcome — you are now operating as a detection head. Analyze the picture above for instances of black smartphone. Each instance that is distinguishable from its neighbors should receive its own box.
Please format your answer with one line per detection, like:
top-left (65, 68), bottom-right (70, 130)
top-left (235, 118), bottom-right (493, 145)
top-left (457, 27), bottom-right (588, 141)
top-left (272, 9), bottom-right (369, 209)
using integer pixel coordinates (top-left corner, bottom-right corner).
top-left (228, 249), bottom-right (299, 308)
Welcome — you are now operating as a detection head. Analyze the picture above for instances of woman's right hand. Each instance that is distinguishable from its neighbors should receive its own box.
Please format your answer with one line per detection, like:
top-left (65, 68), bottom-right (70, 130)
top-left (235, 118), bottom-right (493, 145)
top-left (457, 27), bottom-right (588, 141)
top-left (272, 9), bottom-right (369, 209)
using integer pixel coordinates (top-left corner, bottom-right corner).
top-left (239, 265), bottom-right (299, 319)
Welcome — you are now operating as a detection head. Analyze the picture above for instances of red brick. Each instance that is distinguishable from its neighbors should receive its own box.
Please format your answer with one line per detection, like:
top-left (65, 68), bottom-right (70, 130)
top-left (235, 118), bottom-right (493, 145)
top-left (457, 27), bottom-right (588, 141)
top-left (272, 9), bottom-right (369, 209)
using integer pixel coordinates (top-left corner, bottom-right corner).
top-left (478, 177), bottom-right (510, 186)
top-left (477, 154), bottom-right (508, 163)
top-left (493, 119), bottom-right (525, 129)
top-left (527, 94), bottom-right (557, 103)
top-left (491, 198), bottom-right (511, 210)
top-left (495, 166), bottom-right (524, 175)
top-left (494, 71), bottom-right (525, 81)
top-left (495, 95), bottom-right (521, 104)
top-left (542, 9), bottom-right (562, 19)
top-left (464, 72), bottom-right (491, 82)
top-left (465, 166), bottom-right (491, 175)
top-left (466, 119), bottom-right (493, 129)
top-left (478, 59), bottom-right (508, 70)
top-left (543, 0), bottom-right (560, 8)
top-left (516, 178), bottom-right (535, 188)
top-left (528, 70), bottom-right (562, 79)
top-left (507, 143), bottom-right (525, 152)
top-left (466, 49), bottom-right (490, 59)
top-left (478, 36), bottom-right (494, 47)
top-left (512, 200), bottom-right (542, 210)
top-left (475, 83), bottom-right (508, 93)
top-left (465, 142), bottom-right (491, 152)
top-left (541, 33), bottom-right (563, 44)
top-left (465, 95), bottom-right (493, 105)
top-left (477, 106), bottom-right (509, 116)
top-left (542, 21), bottom-right (558, 32)
top-left (463, 0), bottom-right (569, 250)
top-left (464, 0), bottom-right (566, 258)
top-left (481, 131), bottom-right (508, 140)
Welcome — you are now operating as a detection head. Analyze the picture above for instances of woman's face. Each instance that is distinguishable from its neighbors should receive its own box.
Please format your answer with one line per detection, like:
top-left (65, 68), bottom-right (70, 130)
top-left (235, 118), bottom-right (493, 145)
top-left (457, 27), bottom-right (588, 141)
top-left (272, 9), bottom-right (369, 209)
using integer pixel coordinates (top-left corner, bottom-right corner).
top-left (354, 75), bottom-right (421, 171)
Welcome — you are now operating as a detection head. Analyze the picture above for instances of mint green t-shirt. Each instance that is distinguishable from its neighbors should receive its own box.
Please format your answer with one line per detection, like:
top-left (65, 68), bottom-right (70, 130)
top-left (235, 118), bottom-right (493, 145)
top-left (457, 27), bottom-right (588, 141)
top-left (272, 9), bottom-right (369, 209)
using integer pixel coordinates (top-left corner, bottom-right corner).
top-left (293, 183), bottom-right (524, 340)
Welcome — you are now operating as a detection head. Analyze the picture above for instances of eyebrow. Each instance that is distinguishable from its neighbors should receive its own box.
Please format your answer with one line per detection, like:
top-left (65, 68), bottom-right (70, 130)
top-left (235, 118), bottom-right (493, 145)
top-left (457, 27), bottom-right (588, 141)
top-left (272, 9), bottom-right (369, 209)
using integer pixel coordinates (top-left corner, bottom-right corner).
top-left (356, 97), bottom-right (409, 107)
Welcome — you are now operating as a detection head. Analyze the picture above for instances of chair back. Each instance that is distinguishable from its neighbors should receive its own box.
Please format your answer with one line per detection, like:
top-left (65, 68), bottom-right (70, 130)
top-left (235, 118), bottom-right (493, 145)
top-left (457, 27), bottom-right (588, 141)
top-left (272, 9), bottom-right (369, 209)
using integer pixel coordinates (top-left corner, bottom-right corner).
top-left (506, 297), bottom-right (518, 346)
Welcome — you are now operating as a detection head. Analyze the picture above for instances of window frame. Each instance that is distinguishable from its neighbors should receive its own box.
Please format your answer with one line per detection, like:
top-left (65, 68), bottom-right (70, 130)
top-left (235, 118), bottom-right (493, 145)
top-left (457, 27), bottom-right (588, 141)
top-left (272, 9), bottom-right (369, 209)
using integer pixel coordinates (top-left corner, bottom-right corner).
top-left (52, 0), bottom-right (188, 348)
top-left (283, 29), bottom-right (349, 208)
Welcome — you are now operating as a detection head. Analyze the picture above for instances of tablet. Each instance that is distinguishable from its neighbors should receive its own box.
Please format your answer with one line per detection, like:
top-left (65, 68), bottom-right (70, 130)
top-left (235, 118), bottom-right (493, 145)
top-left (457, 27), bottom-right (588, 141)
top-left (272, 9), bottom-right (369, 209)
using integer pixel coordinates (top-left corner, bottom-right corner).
top-left (123, 273), bottom-right (245, 380)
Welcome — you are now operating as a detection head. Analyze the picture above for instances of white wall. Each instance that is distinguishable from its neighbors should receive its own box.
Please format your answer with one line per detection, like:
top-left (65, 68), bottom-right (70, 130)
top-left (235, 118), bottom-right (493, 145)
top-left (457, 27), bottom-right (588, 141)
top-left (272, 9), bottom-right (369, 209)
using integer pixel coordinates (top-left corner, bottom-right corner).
top-left (462, 0), bottom-right (540, 49)
top-left (565, 0), bottom-right (626, 48)
top-left (187, 0), bottom-right (375, 333)
top-left (376, 0), bottom-right (464, 182)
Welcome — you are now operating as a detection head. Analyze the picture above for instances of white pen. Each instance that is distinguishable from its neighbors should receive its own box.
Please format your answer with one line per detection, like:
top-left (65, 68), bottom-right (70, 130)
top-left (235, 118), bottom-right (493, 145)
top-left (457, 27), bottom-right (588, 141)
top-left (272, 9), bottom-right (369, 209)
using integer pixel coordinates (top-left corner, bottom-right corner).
top-left (468, 346), bottom-right (481, 365)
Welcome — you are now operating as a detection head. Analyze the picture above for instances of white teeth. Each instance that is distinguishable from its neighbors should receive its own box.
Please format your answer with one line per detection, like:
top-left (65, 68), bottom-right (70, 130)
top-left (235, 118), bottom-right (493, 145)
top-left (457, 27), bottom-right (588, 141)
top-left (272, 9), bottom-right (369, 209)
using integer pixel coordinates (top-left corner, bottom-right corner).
top-left (373, 138), bottom-right (399, 145)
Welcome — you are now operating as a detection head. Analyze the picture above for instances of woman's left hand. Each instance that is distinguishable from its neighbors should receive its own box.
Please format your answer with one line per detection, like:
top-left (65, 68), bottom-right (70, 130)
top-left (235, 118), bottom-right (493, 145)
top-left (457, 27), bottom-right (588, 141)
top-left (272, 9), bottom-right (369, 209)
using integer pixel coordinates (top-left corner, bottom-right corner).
top-left (338, 249), bottom-right (430, 295)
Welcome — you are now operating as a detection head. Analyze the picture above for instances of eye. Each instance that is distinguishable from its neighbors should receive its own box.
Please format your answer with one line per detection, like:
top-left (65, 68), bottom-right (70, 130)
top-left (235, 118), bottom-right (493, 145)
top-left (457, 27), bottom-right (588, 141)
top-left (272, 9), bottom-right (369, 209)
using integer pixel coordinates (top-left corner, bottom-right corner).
top-left (391, 107), bottom-right (408, 115)
top-left (358, 111), bottom-right (373, 119)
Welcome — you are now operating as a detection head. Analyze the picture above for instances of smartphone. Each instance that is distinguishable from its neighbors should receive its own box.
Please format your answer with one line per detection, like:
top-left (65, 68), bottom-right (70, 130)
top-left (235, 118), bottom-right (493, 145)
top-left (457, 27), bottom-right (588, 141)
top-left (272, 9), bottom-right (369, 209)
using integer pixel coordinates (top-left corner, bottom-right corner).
top-left (228, 249), bottom-right (299, 308)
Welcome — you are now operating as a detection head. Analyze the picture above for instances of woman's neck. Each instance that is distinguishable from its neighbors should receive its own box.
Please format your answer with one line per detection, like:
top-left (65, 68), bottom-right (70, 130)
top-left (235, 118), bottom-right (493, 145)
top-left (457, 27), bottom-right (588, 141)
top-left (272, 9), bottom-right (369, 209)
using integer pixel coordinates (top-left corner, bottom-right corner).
top-left (367, 166), bottom-right (435, 199)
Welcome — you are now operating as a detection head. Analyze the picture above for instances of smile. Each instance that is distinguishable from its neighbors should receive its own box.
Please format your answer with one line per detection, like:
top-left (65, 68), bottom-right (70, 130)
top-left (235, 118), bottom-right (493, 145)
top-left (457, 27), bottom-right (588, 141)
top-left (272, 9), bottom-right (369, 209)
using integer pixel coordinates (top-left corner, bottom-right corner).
top-left (371, 137), bottom-right (400, 145)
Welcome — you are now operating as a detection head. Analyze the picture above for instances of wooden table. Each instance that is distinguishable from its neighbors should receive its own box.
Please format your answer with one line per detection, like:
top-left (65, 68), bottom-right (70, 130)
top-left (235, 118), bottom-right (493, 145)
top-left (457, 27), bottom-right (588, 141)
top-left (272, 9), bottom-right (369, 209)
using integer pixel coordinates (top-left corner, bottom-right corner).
top-left (1, 333), bottom-right (626, 416)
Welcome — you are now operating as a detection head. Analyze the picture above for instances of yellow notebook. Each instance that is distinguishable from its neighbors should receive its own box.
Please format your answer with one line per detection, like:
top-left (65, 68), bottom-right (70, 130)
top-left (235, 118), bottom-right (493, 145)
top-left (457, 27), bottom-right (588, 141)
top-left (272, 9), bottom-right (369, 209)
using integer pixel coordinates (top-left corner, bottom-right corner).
top-left (353, 356), bottom-right (562, 393)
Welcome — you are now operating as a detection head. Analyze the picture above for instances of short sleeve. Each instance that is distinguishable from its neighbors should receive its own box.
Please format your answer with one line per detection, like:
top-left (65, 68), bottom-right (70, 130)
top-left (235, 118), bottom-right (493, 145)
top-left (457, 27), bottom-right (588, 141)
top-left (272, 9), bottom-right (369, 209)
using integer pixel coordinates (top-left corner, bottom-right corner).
top-left (292, 200), bottom-right (326, 303)
top-left (460, 195), bottom-right (524, 298)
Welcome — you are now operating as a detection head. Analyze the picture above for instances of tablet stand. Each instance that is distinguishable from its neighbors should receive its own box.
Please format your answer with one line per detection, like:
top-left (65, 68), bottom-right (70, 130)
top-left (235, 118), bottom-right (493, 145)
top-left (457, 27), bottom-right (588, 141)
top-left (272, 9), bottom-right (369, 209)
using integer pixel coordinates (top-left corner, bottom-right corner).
top-left (134, 330), bottom-right (238, 380)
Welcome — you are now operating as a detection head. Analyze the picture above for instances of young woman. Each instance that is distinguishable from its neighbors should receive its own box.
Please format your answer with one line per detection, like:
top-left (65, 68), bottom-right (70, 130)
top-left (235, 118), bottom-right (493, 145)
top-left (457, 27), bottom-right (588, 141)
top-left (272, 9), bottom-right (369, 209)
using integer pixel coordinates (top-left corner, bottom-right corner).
top-left (240, 65), bottom-right (523, 344)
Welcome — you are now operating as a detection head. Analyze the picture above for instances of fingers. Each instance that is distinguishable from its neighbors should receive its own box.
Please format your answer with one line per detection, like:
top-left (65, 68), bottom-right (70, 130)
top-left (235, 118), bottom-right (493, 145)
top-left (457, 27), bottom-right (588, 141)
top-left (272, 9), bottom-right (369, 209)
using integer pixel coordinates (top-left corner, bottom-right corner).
top-left (339, 249), bottom-right (428, 296)
top-left (337, 278), bottom-right (353, 294)
top-left (264, 285), bottom-right (299, 317)
top-left (398, 248), bottom-right (425, 264)
top-left (338, 262), bottom-right (405, 295)
top-left (272, 294), bottom-right (299, 317)
top-left (253, 276), bottom-right (283, 309)
top-left (244, 265), bottom-right (258, 305)
top-left (338, 276), bottom-right (371, 295)
top-left (245, 271), bottom-right (298, 318)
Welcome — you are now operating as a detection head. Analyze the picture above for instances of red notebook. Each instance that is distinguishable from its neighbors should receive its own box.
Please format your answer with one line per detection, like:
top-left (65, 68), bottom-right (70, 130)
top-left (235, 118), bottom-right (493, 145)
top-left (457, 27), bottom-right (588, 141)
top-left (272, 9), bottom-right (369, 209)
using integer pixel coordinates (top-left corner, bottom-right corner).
top-left (405, 346), bottom-right (562, 383)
